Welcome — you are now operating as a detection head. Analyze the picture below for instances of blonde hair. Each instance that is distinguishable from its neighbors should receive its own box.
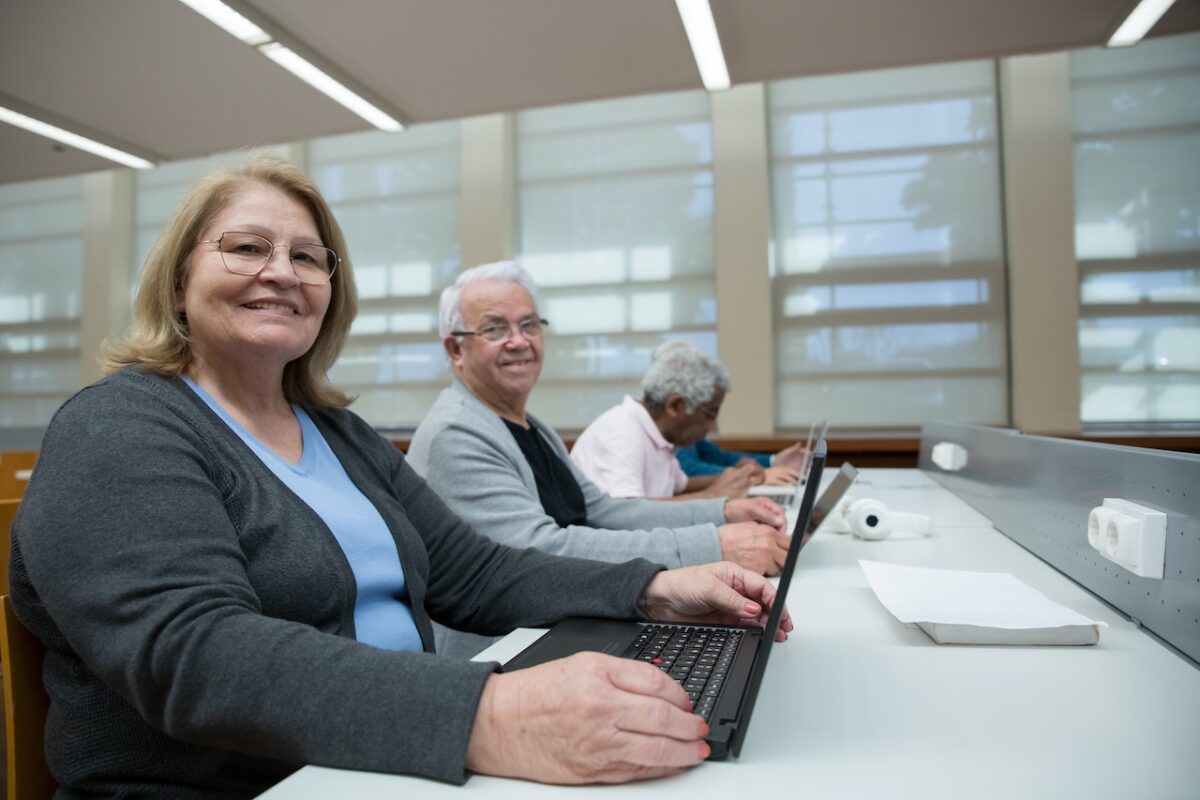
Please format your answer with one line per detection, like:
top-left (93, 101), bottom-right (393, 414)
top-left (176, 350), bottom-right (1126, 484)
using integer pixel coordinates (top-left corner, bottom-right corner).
top-left (103, 156), bottom-right (358, 409)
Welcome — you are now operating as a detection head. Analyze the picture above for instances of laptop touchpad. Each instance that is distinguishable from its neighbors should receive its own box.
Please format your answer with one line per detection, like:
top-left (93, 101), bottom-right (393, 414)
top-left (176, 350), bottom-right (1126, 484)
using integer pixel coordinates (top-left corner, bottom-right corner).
top-left (530, 636), bottom-right (621, 662)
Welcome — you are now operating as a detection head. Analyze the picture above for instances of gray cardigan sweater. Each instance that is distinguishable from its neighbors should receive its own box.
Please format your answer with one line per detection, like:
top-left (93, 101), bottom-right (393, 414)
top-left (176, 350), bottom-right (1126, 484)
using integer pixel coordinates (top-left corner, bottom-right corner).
top-left (9, 368), bottom-right (662, 798)
top-left (406, 380), bottom-right (725, 657)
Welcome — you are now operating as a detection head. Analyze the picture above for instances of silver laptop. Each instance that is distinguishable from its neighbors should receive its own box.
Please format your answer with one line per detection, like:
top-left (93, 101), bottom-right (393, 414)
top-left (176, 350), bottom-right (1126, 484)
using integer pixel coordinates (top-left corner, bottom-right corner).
top-left (748, 419), bottom-right (828, 506)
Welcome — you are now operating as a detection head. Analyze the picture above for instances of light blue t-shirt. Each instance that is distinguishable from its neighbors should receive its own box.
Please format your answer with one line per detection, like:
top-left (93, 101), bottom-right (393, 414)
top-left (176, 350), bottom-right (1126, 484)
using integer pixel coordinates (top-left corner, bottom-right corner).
top-left (185, 377), bottom-right (422, 652)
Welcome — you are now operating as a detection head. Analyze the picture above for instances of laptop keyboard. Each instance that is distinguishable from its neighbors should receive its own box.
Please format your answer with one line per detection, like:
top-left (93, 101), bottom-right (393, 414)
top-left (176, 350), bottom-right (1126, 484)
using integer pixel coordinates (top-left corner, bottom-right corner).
top-left (621, 625), bottom-right (744, 721)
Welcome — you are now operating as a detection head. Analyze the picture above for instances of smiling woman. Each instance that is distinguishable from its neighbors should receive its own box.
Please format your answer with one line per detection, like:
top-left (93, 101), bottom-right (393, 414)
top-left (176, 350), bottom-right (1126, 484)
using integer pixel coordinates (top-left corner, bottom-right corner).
top-left (104, 157), bottom-right (358, 412)
top-left (175, 185), bottom-right (334, 455)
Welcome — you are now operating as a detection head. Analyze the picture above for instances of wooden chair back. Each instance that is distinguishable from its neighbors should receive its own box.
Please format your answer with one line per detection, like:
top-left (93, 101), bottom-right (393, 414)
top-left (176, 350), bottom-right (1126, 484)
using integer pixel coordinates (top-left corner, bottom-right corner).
top-left (0, 451), bottom-right (37, 500)
top-left (1, 594), bottom-right (55, 799)
top-left (0, 498), bottom-right (17, 596)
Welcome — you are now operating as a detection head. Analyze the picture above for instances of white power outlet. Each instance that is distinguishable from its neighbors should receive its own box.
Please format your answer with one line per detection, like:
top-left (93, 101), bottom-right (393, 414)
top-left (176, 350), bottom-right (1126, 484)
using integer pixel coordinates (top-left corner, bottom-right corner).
top-left (1086, 498), bottom-right (1166, 580)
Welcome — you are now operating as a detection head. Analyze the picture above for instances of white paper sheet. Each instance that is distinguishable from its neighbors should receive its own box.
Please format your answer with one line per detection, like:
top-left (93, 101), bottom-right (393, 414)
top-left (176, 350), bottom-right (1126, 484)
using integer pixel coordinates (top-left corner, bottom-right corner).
top-left (859, 560), bottom-right (1108, 630)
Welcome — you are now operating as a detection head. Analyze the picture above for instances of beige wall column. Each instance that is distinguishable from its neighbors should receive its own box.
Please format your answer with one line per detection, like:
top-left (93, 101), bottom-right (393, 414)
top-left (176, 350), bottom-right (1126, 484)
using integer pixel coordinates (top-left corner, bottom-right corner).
top-left (999, 54), bottom-right (1082, 434)
top-left (711, 83), bottom-right (774, 435)
top-left (460, 113), bottom-right (515, 268)
top-left (80, 169), bottom-right (134, 383)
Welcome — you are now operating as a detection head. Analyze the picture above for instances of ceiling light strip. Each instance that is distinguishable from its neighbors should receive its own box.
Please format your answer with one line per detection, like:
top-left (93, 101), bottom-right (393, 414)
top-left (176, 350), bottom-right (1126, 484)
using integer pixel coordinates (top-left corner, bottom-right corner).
top-left (675, 0), bottom-right (731, 91)
top-left (175, 0), bottom-right (269, 45)
top-left (177, 0), bottom-right (403, 131)
top-left (1108, 0), bottom-right (1178, 47)
top-left (0, 97), bottom-right (155, 170)
top-left (258, 43), bottom-right (402, 132)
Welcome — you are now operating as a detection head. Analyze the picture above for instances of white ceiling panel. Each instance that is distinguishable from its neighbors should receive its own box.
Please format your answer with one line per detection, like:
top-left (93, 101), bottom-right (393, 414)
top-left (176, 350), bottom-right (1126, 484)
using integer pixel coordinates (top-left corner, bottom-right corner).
top-left (1, 0), bottom-right (1197, 185)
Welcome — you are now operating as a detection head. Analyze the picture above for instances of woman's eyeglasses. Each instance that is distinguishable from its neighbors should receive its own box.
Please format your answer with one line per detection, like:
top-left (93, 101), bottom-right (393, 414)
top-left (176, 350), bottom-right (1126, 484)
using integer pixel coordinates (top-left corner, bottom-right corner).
top-left (203, 231), bottom-right (339, 286)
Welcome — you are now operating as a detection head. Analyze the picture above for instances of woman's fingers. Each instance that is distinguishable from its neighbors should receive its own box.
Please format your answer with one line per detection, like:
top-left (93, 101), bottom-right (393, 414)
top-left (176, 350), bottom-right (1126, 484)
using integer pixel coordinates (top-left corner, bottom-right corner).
top-left (467, 652), bottom-right (710, 784)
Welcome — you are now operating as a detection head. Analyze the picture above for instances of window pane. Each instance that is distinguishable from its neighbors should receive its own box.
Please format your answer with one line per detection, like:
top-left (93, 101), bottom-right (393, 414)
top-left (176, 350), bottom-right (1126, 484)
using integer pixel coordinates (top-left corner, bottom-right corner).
top-left (1072, 31), bottom-right (1200, 425)
top-left (128, 134), bottom-right (462, 429)
top-left (769, 60), bottom-right (1008, 429)
top-left (133, 150), bottom-right (268, 287)
top-left (0, 175), bottom-right (83, 426)
top-left (311, 123), bottom-right (462, 427)
top-left (517, 90), bottom-right (715, 428)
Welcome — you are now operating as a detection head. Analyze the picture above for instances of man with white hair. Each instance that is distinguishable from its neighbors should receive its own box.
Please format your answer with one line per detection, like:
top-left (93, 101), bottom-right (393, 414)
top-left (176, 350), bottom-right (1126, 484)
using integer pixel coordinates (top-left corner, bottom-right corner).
top-left (408, 262), bottom-right (789, 657)
top-left (570, 341), bottom-right (762, 500)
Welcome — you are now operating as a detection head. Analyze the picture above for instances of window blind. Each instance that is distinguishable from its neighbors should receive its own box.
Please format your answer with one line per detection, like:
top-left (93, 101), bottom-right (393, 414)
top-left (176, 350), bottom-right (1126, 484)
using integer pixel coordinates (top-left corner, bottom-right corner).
top-left (1072, 32), bottom-right (1200, 425)
top-left (516, 90), bottom-right (716, 429)
top-left (768, 61), bottom-right (1008, 429)
top-left (0, 175), bottom-right (84, 426)
top-left (309, 123), bottom-right (461, 426)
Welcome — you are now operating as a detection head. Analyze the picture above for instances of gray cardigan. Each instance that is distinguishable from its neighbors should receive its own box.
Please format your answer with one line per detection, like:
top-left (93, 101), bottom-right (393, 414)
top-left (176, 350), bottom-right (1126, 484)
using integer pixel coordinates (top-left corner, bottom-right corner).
top-left (407, 380), bottom-right (725, 657)
top-left (9, 368), bottom-right (662, 798)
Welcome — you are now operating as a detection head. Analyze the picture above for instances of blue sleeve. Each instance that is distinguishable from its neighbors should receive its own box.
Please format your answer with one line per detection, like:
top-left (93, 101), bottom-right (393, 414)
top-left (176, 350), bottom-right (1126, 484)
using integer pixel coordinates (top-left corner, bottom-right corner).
top-left (676, 444), bottom-right (724, 477)
top-left (696, 439), bottom-right (741, 468)
top-left (677, 441), bottom-right (774, 475)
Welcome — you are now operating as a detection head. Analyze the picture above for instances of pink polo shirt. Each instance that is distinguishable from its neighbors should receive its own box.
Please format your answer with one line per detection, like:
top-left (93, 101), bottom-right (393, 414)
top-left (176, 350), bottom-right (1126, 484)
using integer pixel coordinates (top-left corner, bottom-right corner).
top-left (570, 395), bottom-right (688, 498)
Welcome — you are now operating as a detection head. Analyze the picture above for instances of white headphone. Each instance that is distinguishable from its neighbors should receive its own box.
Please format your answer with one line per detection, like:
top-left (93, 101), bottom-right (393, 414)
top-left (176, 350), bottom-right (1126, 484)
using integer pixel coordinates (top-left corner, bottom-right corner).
top-left (828, 496), bottom-right (932, 540)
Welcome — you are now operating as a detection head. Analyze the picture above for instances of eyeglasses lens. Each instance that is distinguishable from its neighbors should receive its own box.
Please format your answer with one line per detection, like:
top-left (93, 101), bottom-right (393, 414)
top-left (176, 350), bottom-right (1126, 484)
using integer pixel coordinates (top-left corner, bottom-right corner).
top-left (217, 232), bottom-right (337, 285)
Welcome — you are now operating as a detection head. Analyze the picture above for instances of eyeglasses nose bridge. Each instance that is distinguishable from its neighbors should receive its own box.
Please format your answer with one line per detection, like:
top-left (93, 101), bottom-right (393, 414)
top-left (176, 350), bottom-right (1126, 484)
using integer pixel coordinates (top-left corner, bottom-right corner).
top-left (257, 242), bottom-right (302, 282)
top-left (504, 325), bottom-right (531, 344)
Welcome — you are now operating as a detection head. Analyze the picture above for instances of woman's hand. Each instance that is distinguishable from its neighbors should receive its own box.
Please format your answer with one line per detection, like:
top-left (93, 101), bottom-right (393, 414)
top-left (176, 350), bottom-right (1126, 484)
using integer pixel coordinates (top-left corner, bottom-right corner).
top-left (466, 653), bottom-right (709, 783)
top-left (638, 562), bottom-right (793, 641)
top-left (464, 562), bottom-right (792, 783)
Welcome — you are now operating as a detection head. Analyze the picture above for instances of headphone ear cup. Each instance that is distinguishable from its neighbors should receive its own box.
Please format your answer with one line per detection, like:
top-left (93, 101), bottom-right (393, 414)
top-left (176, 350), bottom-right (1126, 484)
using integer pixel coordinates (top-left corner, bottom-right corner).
top-left (848, 498), bottom-right (893, 540)
top-left (824, 496), bottom-right (855, 534)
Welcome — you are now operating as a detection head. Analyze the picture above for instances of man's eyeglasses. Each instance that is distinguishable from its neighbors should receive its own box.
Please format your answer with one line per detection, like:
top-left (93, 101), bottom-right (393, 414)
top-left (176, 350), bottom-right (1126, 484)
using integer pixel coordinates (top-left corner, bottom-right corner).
top-left (452, 317), bottom-right (549, 343)
top-left (203, 231), bottom-right (339, 286)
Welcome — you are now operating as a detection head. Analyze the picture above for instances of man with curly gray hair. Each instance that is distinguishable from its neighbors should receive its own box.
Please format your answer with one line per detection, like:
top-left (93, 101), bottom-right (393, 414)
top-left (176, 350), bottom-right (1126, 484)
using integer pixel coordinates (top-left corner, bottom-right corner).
top-left (571, 341), bottom-right (768, 500)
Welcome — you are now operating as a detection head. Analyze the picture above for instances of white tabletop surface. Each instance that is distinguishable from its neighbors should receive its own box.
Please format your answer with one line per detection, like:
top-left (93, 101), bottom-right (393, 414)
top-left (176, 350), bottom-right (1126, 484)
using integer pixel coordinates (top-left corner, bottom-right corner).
top-left (258, 469), bottom-right (1200, 799)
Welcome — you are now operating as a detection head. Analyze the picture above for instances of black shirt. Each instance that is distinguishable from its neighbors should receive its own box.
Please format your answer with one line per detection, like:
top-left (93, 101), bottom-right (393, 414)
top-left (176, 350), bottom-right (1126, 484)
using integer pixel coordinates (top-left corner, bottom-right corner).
top-left (503, 418), bottom-right (588, 527)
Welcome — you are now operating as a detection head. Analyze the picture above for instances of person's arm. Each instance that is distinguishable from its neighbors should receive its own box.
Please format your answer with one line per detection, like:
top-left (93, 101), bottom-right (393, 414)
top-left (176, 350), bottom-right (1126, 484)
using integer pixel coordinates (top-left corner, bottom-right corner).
top-left (14, 382), bottom-right (498, 784)
top-left (347, 418), bottom-right (666, 635)
top-left (408, 400), bottom-right (787, 576)
top-left (463, 561), bottom-right (793, 783)
top-left (411, 414), bottom-right (723, 568)
top-left (675, 444), bottom-right (725, 477)
top-left (695, 439), bottom-right (772, 468)
top-left (673, 461), bottom-right (759, 500)
top-left (696, 439), bottom-right (748, 468)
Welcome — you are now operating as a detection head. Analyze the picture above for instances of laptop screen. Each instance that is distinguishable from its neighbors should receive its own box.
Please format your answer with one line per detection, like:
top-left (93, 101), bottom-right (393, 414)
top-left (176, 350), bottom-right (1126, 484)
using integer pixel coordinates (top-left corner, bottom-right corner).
top-left (809, 462), bottom-right (859, 535)
top-left (764, 441), bottom-right (826, 639)
top-left (797, 420), bottom-right (828, 486)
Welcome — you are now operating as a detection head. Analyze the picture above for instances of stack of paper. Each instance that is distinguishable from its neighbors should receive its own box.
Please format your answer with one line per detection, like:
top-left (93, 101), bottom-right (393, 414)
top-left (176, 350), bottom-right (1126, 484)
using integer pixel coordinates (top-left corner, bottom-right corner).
top-left (859, 560), bottom-right (1107, 645)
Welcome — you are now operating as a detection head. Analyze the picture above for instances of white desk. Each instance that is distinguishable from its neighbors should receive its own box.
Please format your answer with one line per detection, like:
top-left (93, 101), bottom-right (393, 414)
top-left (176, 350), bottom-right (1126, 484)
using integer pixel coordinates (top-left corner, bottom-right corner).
top-left (841, 467), bottom-right (994, 528)
top-left (258, 469), bottom-right (1200, 799)
top-left (781, 468), bottom-right (993, 532)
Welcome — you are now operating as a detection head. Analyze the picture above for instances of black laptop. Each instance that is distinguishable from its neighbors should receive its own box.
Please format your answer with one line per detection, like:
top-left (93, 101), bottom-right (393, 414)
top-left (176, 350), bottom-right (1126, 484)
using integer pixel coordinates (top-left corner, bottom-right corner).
top-left (504, 443), bottom-right (857, 759)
